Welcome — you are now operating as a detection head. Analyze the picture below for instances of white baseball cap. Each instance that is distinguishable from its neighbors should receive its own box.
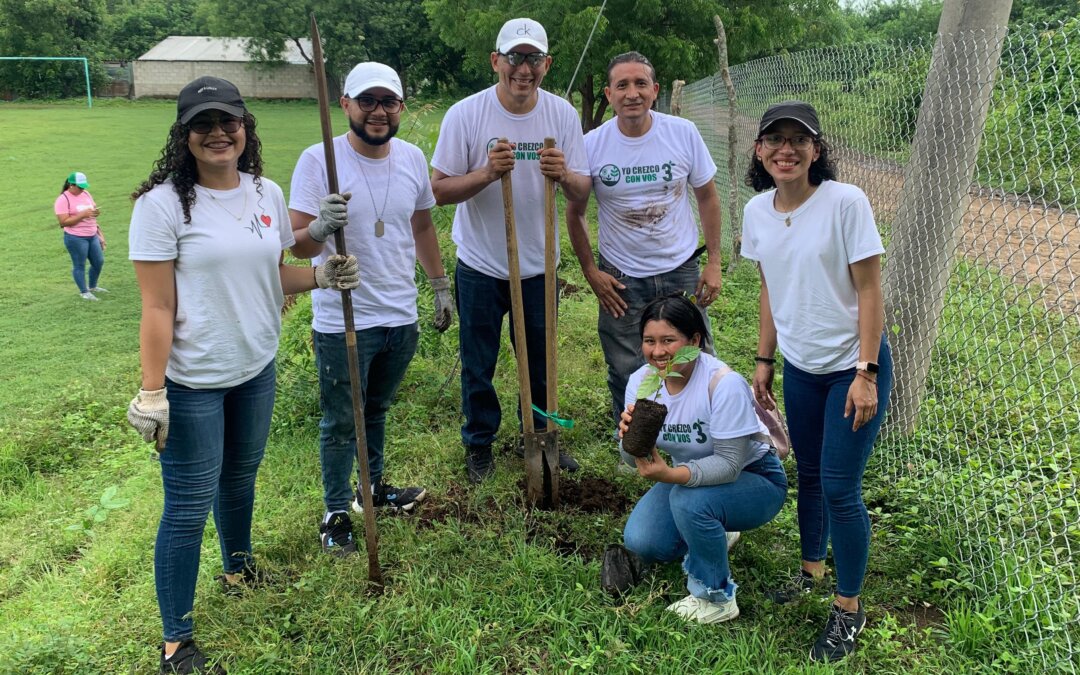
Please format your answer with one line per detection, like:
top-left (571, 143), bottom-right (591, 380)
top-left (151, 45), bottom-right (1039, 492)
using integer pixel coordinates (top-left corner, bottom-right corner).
top-left (496, 18), bottom-right (548, 54)
top-left (343, 62), bottom-right (403, 99)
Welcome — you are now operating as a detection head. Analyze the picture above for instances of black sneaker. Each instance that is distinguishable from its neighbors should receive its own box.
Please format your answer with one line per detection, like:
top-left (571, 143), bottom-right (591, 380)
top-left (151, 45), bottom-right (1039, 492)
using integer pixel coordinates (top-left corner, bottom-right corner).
top-left (214, 560), bottom-right (269, 596)
top-left (466, 446), bottom-right (495, 484)
top-left (160, 640), bottom-right (226, 674)
top-left (514, 441), bottom-right (581, 472)
top-left (319, 511), bottom-right (357, 557)
top-left (766, 569), bottom-right (822, 604)
top-left (600, 543), bottom-right (645, 597)
top-left (352, 480), bottom-right (427, 514)
top-left (810, 601), bottom-right (866, 662)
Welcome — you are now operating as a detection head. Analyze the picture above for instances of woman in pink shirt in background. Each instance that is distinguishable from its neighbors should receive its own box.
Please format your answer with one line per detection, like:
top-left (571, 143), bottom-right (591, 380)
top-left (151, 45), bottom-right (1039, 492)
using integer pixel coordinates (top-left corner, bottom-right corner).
top-left (54, 171), bottom-right (107, 300)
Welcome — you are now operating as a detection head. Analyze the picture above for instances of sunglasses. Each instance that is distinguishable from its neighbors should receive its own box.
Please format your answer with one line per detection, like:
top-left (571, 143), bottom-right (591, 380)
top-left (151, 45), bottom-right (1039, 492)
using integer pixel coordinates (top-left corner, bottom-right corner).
top-left (188, 115), bottom-right (243, 135)
top-left (500, 52), bottom-right (548, 68)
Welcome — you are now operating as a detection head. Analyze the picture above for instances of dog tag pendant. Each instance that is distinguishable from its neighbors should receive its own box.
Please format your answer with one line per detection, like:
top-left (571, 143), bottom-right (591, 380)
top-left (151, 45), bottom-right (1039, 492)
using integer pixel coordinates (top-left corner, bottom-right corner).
top-left (375, 219), bottom-right (385, 237)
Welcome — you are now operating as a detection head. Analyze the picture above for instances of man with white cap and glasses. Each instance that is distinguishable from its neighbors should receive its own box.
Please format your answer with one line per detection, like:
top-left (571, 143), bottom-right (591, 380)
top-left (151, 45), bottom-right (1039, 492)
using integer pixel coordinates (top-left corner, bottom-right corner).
top-left (431, 17), bottom-right (591, 483)
top-left (289, 62), bottom-right (453, 556)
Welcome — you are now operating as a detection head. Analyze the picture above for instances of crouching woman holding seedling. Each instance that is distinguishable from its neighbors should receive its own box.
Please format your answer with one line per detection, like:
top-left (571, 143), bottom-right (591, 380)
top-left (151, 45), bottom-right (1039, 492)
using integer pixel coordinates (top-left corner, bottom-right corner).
top-left (604, 293), bottom-right (787, 624)
top-left (125, 76), bottom-right (359, 674)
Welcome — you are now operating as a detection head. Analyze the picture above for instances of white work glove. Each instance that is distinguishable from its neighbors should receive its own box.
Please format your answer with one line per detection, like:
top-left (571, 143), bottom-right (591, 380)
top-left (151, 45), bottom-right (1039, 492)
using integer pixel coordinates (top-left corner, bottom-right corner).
top-left (315, 254), bottom-right (360, 290)
top-left (430, 275), bottom-right (454, 333)
top-left (307, 192), bottom-right (351, 243)
top-left (127, 388), bottom-right (169, 448)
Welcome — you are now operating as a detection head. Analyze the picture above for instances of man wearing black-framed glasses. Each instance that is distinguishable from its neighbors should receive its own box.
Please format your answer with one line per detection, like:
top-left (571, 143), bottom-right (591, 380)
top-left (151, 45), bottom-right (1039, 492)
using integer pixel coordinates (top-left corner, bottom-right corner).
top-left (288, 62), bottom-right (453, 555)
top-left (431, 17), bottom-right (591, 483)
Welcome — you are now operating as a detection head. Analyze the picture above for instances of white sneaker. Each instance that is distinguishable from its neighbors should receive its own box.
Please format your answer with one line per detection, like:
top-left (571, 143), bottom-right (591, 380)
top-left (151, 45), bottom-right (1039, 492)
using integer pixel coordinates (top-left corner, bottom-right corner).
top-left (666, 594), bottom-right (740, 624)
top-left (80, 291), bottom-right (99, 301)
top-left (90, 286), bottom-right (108, 293)
top-left (726, 531), bottom-right (741, 551)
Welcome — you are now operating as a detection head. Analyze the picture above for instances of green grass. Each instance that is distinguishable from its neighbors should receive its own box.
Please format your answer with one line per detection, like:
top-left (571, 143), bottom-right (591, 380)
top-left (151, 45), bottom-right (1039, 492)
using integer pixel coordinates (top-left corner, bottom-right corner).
top-left (0, 100), bottom-right (1063, 673)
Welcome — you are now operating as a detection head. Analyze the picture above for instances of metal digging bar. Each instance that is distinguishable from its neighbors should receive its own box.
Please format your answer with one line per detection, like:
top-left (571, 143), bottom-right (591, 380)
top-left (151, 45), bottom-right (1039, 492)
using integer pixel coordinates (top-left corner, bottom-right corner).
top-left (309, 14), bottom-right (382, 586)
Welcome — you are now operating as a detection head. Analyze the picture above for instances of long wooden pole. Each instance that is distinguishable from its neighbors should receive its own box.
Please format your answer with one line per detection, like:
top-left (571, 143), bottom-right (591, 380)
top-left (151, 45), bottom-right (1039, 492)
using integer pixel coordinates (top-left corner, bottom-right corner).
top-left (542, 137), bottom-right (560, 507)
top-left (499, 145), bottom-right (534, 437)
top-left (310, 14), bottom-right (382, 586)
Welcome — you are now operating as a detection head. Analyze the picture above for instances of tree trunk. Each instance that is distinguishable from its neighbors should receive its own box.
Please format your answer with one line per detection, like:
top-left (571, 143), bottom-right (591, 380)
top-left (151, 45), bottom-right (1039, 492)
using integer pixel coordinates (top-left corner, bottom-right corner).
top-left (882, 0), bottom-right (1013, 434)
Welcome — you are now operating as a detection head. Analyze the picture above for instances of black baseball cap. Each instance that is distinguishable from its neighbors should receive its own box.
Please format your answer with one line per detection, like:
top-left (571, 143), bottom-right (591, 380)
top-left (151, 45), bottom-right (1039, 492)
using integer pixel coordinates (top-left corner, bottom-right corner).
top-left (758, 100), bottom-right (821, 137)
top-left (177, 76), bottom-right (246, 124)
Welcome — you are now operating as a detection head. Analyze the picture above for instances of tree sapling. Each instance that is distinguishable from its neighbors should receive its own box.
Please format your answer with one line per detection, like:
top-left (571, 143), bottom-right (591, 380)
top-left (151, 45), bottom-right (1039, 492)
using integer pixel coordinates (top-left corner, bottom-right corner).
top-left (621, 345), bottom-right (700, 457)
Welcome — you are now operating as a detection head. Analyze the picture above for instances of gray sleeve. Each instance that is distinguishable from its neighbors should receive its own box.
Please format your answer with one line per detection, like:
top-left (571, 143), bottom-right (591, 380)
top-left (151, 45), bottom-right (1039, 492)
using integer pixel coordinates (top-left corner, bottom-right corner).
top-left (618, 441), bottom-right (637, 469)
top-left (683, 435), bottom-right (760, 487)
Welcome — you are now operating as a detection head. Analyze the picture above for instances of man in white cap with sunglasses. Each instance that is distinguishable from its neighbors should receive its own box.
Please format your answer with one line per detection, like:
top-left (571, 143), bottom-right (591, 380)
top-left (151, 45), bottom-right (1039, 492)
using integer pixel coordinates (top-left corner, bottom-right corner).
top-left (288, 62), bottom-right (453, 557)
top-left (431, 17), bottom-right (590, 483)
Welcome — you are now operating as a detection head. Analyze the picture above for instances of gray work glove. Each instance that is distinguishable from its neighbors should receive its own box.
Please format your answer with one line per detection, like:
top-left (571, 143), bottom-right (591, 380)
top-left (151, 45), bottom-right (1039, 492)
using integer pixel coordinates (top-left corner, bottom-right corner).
top-left (430, 275), bottom-right (454, 332)
top-left (127, 387), bottom-right (169, 448)
top-left (307, 192), bottom-right (351, 243)
top-left (315, 254), bottom-right (360, 290)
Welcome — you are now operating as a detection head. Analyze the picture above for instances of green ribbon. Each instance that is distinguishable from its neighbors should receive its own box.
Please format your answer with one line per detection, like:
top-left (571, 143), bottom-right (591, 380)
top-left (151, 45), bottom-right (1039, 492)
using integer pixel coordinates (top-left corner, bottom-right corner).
top-left (531, 404), bottom-right (575, 429)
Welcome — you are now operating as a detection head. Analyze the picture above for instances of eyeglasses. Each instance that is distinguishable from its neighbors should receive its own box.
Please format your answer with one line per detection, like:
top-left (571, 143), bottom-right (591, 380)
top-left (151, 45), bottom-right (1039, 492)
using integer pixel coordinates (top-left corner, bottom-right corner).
top-left (188, 115), bottom-right (242, 135)
top-left (759, 133), bottom-right (815, 150)
top-left (355, 95), bottom-right (404, 113)
top-left (500, 52), bottom-right (548, 68)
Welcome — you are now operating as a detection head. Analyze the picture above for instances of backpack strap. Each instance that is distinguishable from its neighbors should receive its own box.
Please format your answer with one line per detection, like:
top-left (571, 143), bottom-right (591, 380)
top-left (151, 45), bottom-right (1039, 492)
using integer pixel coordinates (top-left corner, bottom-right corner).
top-left (708, 365), bottom-right (791, 459)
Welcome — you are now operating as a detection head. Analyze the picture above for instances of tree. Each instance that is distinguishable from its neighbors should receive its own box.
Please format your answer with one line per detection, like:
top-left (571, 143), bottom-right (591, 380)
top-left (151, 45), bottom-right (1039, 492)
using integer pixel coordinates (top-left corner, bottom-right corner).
top-left (103, 0), bottom-right (207, 61)
top-left (0, 0), bottom-right (108, 97)
top-left (422, 0), bottom-right (849, 131)
top-left (198, 0), bottom-right (475, 98)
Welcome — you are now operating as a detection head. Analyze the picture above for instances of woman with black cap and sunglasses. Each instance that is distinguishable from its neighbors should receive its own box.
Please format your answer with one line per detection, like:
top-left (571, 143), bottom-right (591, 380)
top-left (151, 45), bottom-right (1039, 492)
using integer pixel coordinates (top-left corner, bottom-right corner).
top-left (126, 76), bottom-right (359, 674)
top-left (742, 100), bottom-right (894, 663)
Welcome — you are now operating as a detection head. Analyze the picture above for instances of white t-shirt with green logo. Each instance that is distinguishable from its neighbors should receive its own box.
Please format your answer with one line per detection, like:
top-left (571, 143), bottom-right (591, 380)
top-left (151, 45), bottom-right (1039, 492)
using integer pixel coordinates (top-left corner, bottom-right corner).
top-left (585, 111), bottom-right (716, 277)
top-left (431, 86), bottom-right (588, 279)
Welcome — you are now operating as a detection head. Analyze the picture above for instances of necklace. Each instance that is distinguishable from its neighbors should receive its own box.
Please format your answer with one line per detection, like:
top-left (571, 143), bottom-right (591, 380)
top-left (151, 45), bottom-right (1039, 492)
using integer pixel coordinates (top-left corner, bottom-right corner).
top-left (203, 183), bottom-right (248, 221)
top-left (350, 141), bottom-right (392, 238)
top-left (774, 188), bottom-right (815, 227)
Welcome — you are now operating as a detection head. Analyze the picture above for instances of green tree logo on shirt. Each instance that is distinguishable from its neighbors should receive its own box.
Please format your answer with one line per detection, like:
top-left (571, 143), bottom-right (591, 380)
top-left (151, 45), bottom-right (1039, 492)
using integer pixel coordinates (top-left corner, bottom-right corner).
top-left (598, 164), bottom-right (621, 187)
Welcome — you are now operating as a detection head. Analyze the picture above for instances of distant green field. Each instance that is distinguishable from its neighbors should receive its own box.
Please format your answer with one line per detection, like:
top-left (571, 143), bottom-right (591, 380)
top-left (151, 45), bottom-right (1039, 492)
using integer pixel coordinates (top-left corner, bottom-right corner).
top-left (0, 99), bottom-right (1045, 673)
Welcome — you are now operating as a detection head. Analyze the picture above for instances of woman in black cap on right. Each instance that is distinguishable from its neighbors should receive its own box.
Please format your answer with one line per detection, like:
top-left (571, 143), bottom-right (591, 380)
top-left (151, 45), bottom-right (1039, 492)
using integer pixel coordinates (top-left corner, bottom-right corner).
top-left (741, 101), bottom-right (893, 663)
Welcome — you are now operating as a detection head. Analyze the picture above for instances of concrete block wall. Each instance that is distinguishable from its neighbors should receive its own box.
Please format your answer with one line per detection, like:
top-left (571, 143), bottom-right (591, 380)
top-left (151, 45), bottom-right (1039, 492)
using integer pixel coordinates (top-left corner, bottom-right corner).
top-left (134, 61), bottom-right (316, 99)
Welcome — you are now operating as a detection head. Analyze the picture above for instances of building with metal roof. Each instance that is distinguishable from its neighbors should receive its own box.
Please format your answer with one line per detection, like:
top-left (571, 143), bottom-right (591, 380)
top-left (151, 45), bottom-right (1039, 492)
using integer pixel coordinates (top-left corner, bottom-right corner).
top-left (134, 36), bottom-right (317, 99)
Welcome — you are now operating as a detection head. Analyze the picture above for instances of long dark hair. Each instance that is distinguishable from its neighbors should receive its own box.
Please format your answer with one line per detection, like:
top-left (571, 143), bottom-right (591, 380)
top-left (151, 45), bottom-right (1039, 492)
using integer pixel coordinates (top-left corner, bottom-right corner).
top-left (131, 111), bottom-right (264, 223)
top-left (60, 180), bottom-right (72, 194)
top-left (744, 136), bottom-right (838, 192)
top-left (639, 293), bottom-right (708, 345)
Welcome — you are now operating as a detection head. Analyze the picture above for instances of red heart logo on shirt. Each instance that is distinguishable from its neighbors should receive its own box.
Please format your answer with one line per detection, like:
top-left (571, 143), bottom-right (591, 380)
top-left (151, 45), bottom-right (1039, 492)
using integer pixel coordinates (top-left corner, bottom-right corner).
top-left (260, 214), bottom-right (272, 227)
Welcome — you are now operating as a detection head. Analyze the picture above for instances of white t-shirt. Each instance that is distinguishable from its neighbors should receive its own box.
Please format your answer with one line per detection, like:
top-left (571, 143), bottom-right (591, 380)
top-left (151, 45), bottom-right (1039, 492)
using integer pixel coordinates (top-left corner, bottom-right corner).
top-left (431, 86), bottom-right (588, 279)
top-left (624, 353), bottom-right (770, 468)
top-left (585, 112), bottom-right (716, 276)
top-left (741, 180), bottom-right (884, 374)
top-left (290, 135), bottom-right (436, 332)
top-left (129, 174), bottom-right (294, 388)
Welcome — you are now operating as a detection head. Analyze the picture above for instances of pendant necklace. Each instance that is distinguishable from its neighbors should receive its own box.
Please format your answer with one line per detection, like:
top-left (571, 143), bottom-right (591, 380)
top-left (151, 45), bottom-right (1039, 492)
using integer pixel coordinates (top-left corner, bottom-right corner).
top-left (351, 143), bottom-right (391, 238)
top-left (774, 189), bottom-right (813, 227)
top-left (203, 181), bottom-right (248, 221)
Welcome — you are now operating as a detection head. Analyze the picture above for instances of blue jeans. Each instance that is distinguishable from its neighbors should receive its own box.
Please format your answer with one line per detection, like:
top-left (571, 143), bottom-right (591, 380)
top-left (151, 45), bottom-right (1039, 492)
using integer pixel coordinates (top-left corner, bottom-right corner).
top-left (155, 359), bottom-right (276, 642)
top-left (783, 337), bottom-right (893, 598)
top-left (455, 260), bottom-right (549, 450)
top-left (314, 324), bottom-right (419, 511)
top-left (63, 231), bottom-right (103, 293)
top-left (623, 453), bottom-right (787, 603)
top-left (597, 254), bottom-right (711, 429)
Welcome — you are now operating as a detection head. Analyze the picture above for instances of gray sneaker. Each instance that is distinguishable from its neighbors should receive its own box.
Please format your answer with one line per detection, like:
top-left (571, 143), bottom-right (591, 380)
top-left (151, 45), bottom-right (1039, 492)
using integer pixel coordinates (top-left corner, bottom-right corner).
top-left (80, 291), bottom-right (99, 301)
top-left (318, 511), bottom-right (356, 557)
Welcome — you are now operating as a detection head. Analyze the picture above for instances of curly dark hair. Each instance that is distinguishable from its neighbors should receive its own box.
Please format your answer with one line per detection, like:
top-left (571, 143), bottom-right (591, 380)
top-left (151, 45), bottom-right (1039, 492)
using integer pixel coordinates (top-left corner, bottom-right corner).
top-left (131, 111), bottom-right (264, 223)
top-left (744, 136), bottom-right (838, 192)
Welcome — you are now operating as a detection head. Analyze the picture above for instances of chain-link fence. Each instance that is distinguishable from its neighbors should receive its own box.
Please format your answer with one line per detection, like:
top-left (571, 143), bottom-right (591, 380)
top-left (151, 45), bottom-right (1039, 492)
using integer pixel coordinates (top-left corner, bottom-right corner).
top-left (676, 21), bottom-right (1078, 671)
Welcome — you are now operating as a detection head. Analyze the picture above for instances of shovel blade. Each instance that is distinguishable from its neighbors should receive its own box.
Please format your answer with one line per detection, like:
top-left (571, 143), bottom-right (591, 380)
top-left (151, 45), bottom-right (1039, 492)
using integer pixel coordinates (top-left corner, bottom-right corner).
top-left (524, 431), bottom-right (560, 508)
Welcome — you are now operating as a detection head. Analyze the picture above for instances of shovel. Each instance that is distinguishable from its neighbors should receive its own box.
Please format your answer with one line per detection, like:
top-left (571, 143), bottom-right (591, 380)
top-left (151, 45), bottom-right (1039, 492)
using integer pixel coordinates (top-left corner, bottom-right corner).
top-left (499, 138), bottom-right (559, 508)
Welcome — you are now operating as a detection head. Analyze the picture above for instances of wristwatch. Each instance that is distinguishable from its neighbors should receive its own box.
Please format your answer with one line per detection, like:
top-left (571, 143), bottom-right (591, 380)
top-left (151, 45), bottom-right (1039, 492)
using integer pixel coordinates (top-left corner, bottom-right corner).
top-left (856, 361), bottom-right (880, 374)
